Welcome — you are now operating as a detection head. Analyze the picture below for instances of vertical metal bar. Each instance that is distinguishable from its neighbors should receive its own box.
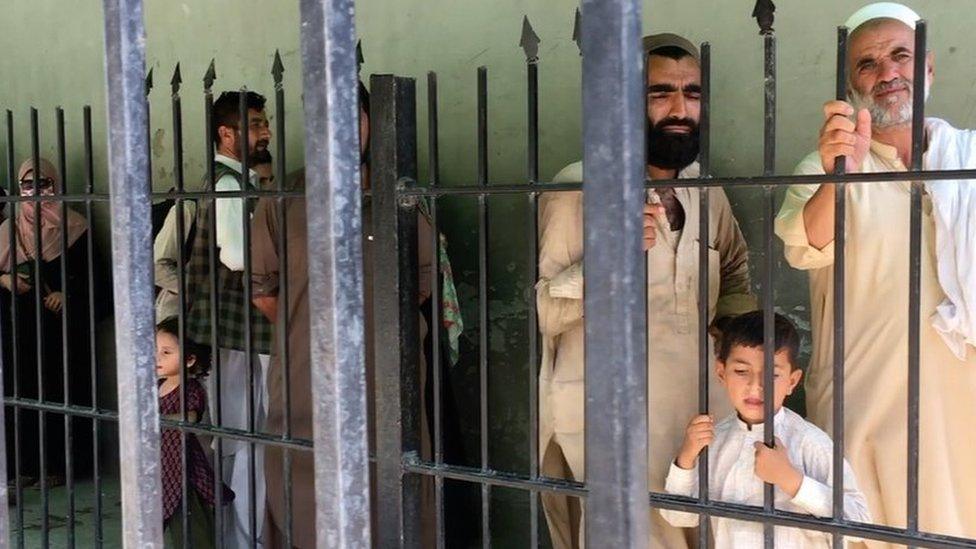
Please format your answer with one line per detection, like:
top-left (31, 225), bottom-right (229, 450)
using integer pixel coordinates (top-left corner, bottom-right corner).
top-left (579, 0), bottom-right (649, 546)
top-left (202, 59), bottom-right (226, 548)
top-left (100, 0), bottom-right (164, 544)
top-left (272, 49), bottom-right (295, 549)
top-left (526, 50), bottom-right (541, 549)
top-left (237, 87), bottom-right (259, 549)
top-left (83, 105), bottom-right (103, 549)
top-left (0, 120), bottom-right (12, 549)
top-left (297, 0), bottom-right (371, 545)
top-left (145, 69), bottom-right (153, 194)
top-left (762, 31), bottom-right (777, 549)
top-left (831, 25), bottom-right (849, 549)
top-left (5, 109), bottom-right (23, 549)
top-left (476, 65), bottom-right (491, 549)
top-left (371, 74), bottom-right (422, 549)
top-left (169, 62), bottom-right (193, 549)
top-left (30, 107), bottom-right (50, 549)
top-left (906, 19), bottom-right (926, 538)
top-left (426, 70), bottom-right (446, 549)
top-left (55, 106), bottom-right (77, 548)
top-left (696, 42), bottom-right (712, 549)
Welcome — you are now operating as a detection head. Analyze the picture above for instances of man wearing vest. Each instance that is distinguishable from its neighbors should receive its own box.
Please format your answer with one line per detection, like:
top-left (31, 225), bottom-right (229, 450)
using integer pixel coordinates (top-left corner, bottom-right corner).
top-left (184, 90), bottom-right (275, 547)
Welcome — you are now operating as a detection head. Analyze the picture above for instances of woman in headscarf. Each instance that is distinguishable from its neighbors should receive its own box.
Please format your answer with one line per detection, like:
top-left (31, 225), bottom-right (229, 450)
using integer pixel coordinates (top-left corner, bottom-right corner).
top-left (0, 157), bottom-right (94, 491)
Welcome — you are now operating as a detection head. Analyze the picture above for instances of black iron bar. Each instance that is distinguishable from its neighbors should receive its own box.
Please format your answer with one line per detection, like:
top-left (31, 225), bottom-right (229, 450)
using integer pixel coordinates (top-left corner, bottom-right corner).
top-left (3, 397), bottom-right (315, 450)
top-left (394, 165), bottom-right (976, 196)
top-left (203, 59), bottom-right (225, 547)
top-left (30, 107), bottom-right (49, 548)
top-left (400, 459), bottom-right (975, 548)
top-left (237, 86), bottom-right (259, 549)
top-left (55, 106), bottom-right (76, 548)
top-left (170, 62), bottom-right (192, 549)
top-left (151, 189), bottom-right (303, 200)
top-left (831, 25), bottom-right (849, 549)
top-left (0, 189), bottom-right (296, 203)
top-left (5, 109), bottom-right (24, 549)
top-left (762, 31), bottom-right (777, 549)
top-left (476, 64), bottom-right (491, 549)
top-left (82, 105), bottom-right (103, 548)
top-left (272, 48), bottom-right (295, 549)
top-left (426, 70), bottom-right (446, 549)
top-left (525, 44), bottom-right (541, 549)
top-left (579, 0), bottom-right (649, 545)
top-left (375, 74), bottom-right (424, 547)
top-left (907, 19), bottom-right (926, 541)
top-left (696, 42), bottom-right (712, 549)
top-left (146, 68), bottom-right (153, 197)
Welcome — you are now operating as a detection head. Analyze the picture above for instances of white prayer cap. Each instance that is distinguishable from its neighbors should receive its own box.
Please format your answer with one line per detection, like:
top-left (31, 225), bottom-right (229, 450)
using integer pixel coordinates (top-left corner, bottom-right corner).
top-left (845, 2), bottom-right (921, 33)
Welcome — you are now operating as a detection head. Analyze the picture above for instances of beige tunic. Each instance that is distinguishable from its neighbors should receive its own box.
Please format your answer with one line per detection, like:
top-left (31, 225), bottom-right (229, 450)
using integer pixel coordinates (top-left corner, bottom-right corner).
top-left (538, 161), bottom-right (755, 549)
top-left (776, 141), bottom-right (976, 543)
top-left (250, 174), bottom-right (434, 548)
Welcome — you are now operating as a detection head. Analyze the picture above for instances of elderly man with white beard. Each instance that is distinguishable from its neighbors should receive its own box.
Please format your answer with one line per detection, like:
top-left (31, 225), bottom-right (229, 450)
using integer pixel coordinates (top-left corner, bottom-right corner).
top-left (775, 2), bottom-right (976, 542)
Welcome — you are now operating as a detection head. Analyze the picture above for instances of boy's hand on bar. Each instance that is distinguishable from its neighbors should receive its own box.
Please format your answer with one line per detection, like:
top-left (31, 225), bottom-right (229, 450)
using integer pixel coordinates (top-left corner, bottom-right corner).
top-left (643, 203), bottom-right (665, 251)
top-left (818, 100), bottom-right (871, 173)
top-left (753, 436), bottom-right (803, 497)
top-left (676, 414), bottom-right (714, 469)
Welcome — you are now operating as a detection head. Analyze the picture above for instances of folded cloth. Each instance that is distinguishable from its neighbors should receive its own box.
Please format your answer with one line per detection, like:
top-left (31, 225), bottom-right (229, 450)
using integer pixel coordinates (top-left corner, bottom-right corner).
top-left (924, 117), bottom-right (976, 360)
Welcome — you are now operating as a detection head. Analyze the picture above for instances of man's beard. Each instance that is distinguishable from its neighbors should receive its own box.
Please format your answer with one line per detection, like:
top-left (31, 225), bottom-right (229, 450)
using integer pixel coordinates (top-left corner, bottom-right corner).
top-left (849, 77), bottom-right (930, 129)
top-left (241, 139), bottom-right (271, 165)
top-left (249, 147), bottom-right (272, 167)
top-left (646, 117), bottom-right (700, 170)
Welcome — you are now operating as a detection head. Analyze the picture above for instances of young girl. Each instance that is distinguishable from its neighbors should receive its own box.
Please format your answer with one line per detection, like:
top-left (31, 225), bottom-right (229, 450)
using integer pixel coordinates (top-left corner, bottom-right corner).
top-left (156, 317), bottom-right (234, 548)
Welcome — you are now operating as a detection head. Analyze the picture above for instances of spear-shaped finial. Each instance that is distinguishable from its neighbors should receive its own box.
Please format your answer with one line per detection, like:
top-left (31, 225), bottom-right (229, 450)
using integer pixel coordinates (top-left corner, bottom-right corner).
top-left (272, 50), bottom-right (285, 86)
top-left (145, 67), bottom-right (154, 96)
top-left (171, 63), bottom-right (182, 95)
top-left (572, 8), bottom-right (582, 55)
top-left (203, 58), bottom-right (217, 91)
top-left (356, 39), bottom-right (364, 74)
top-left (753, 0), bottom-right (776, 35)
top-left (520, 16), bottom-right (541, 63)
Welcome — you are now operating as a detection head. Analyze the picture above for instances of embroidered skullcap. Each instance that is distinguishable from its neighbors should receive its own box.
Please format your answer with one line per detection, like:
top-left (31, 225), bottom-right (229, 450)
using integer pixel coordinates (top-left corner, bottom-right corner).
top-left (845, 2), bottom-right (921, 33)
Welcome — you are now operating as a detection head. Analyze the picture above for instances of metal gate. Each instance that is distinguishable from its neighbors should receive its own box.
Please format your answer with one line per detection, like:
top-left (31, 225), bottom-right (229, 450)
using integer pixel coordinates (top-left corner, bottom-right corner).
top-left (0, 0), bottom-right (974, 547)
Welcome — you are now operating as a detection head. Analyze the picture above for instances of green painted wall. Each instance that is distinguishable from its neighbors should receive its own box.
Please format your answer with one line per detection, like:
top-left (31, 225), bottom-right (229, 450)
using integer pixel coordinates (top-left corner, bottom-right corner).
top-left (2, 1), bottom-right (974, 545)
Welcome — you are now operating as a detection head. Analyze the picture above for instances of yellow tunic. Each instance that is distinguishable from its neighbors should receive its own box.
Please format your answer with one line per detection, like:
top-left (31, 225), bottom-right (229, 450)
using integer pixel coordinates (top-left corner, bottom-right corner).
top-left (776, 141), bottom-right (976, 543)
top-left (537, 161), bottom-right (755, 548)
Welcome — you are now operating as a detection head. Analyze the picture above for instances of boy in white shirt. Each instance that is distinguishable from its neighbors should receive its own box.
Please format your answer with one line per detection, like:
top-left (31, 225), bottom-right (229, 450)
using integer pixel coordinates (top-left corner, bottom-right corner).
top-left (662, 311), bottom-right (871, 547)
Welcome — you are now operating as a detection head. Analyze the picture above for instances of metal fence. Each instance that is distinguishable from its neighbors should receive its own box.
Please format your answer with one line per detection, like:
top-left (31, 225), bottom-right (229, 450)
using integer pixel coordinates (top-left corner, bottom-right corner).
top-left (0, 0), bottom-right (975, 548)
top-left (377, 6), bottom-right (976, 549)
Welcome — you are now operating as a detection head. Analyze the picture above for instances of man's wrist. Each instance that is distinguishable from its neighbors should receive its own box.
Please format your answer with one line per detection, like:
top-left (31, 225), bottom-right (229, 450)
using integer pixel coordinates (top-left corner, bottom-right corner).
top-left (675, 452), bottom-right (696, 470)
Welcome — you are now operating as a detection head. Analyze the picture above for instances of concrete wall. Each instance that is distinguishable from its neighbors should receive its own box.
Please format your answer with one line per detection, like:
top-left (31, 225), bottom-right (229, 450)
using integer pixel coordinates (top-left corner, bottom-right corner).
top-left (2, 0), bottom-right (974, 545)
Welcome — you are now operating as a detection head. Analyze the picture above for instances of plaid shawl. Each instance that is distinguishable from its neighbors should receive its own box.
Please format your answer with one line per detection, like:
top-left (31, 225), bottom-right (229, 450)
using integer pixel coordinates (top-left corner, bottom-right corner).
top-left (184, 162), bottom-right (273, 354)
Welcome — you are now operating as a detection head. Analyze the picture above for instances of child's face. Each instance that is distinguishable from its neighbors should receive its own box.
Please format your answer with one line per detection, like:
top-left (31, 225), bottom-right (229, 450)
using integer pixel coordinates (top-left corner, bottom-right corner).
top-left (155, 331), bottom-right (182, 380)
top-left (716, 345), bottom-right (802, 425)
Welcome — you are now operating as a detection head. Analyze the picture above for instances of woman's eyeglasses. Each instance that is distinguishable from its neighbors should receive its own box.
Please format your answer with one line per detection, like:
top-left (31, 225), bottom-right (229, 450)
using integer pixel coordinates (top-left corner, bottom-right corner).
top-left (19, 177), bottom-right (55, 193)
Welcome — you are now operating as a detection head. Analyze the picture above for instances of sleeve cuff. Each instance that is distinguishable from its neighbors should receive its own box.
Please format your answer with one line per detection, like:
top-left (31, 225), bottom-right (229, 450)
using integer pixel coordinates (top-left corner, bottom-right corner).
top-left (790, 475), bottom-right (831, 517)
top-left (664, 462), bottom-right (698, 496)
top-left (775, 200), bottom-right (835, 269)
top-left (549, 262), bottom-right (583, 299)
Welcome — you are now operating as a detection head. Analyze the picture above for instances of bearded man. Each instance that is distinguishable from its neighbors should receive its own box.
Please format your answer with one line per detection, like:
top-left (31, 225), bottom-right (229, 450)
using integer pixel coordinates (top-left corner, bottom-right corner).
top-left (184, 90), bottom-right (275, 547)
top-left (775, 3), bottom-right (976, 542)
top-left (537, 33), bottom-right (756, 548)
